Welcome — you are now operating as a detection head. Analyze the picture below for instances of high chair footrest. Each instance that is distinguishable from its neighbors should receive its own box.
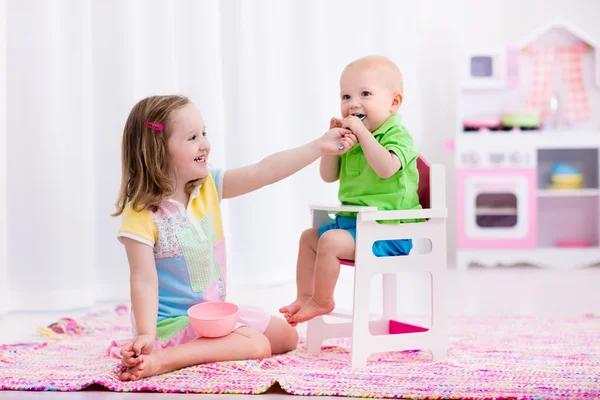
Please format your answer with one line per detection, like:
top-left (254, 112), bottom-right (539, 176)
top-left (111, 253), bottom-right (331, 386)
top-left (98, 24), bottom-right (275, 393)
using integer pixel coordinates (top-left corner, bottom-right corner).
top-left (329, 310), bottom-right (353, 319)
top-left (327, 308), bottom-right (386, 319)
top-left (389, 319), bottom-right (429, 334)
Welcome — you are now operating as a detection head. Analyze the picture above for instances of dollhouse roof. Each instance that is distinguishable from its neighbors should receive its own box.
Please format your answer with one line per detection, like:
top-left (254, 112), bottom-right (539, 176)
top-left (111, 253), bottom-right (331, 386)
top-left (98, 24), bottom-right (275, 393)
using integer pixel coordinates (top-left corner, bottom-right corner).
top-left (516, 17), bottom-right (600, 88)
top-left (517, 17), bottom-right (598, 49)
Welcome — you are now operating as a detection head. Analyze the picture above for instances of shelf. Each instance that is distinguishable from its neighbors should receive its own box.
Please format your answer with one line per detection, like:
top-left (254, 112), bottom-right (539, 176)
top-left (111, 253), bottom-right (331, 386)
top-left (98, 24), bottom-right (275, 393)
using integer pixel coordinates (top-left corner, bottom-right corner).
top-left (538, 188), bottom-right (600, 197)
top-left (455, 132), bottom-right (600, 149)
top-left (456, 247), bottom-right (600, 270)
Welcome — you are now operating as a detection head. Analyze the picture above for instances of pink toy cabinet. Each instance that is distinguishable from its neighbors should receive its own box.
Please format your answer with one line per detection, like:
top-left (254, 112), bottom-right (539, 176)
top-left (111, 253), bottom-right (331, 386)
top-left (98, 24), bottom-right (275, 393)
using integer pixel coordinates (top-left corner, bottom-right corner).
top-left (457, 152), bottom-right (537, 250)
top-left (455, 19), bottom-right (600, 270)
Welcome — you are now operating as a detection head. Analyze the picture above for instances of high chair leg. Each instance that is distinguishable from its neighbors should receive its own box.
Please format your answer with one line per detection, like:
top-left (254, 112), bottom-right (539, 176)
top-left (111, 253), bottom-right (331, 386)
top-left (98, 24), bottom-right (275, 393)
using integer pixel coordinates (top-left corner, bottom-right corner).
top-left (306, 316), bottom-right (327, 353)
top-left (382, 273), bottom-right (398, 320)
top-left (351, 267), bottom-right (373, 368)
top-left (429, 271), bottom-right (448, 358)
top-left (306, 315), bottom-right (355, 353)
top-left (430, 346), bottom-right (448, 361)
top-left (350, 346), bottom-right (370, 368)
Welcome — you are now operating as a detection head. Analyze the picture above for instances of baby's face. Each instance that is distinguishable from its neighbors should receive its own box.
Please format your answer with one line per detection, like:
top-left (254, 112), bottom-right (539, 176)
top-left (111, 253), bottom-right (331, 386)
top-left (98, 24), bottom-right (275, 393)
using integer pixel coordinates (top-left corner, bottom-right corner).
top-left (339, 64), bottom-right (399, 132)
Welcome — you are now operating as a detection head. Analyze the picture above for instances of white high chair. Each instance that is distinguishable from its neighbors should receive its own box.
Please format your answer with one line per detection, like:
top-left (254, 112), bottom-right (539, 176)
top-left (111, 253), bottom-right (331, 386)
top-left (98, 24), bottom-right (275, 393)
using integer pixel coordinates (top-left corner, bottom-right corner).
top-left (306, 156), bottom-right (448, 368)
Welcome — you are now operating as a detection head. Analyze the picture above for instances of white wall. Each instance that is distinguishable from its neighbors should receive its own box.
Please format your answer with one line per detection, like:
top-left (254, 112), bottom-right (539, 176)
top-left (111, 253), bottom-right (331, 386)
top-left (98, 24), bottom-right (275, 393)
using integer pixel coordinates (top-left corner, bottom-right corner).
top-left (417, 0), bottom-right (463, 268)
top-left (0, 0), bottom-right (7, 314)
top-left (462, 0), bottom-right (600, 49)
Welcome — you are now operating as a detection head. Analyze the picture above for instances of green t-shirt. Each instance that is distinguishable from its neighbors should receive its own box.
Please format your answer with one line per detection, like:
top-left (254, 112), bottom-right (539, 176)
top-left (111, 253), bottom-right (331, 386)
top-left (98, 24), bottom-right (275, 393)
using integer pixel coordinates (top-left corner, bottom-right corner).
top-left (337, 114), bottom-right (421, 222)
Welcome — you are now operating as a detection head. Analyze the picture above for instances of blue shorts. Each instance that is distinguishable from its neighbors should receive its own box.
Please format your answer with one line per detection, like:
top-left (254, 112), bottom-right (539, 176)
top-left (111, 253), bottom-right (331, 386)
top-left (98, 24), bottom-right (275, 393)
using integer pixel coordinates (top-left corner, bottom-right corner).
top-left (318, 215), bottom-right (412, 257)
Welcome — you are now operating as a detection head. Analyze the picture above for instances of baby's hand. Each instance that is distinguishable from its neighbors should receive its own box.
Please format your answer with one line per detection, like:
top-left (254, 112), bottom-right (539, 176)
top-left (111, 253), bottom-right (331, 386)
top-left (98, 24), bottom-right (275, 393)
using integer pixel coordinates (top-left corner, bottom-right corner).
top-left (329, 117), bottom-right (343, 130)
top-left (342, 115), bottom-right (368, 136)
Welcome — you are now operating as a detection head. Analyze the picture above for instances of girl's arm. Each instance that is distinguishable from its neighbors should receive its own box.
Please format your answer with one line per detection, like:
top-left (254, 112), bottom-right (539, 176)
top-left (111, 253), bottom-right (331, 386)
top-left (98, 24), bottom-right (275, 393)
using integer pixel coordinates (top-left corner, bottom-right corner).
top-left (319, 132), bottom-right (357, 182)
top-left (320, 117), bottom-right (342, 183)
top-left (222, 127), bottom-right (351, 199)
top-left (123, 238), bottom-right (159, 339)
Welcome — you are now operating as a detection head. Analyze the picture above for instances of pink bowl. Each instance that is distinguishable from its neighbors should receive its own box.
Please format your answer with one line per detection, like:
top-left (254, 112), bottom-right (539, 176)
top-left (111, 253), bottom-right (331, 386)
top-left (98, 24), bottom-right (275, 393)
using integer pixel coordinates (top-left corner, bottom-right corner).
top-left (187, 301), bottom-right (239, 338)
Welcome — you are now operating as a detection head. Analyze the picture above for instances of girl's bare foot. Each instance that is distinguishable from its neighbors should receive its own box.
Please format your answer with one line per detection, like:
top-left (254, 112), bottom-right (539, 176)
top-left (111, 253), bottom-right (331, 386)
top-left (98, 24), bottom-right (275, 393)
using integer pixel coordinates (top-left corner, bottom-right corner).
top-left (120, 351), bottom-right (143, 371)
top-left (289, 297), bottom-right (335, 324)
top-left (120, 350), bottom-right (164, 381)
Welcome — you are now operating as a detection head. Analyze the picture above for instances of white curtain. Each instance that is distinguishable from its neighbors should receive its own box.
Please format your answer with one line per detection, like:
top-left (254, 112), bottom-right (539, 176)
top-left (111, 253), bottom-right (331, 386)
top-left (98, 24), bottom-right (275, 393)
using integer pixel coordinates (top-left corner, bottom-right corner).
top-left (1, 0), bottom-right (462, 313)
top-left (1, 0), bottom-right (7, 314)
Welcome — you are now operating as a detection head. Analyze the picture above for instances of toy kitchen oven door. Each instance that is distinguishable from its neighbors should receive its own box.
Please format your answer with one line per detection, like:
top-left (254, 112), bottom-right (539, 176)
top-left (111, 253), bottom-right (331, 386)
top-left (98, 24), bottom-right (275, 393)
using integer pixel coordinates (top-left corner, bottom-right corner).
top-left (457, 155), bottom-right (537, 249)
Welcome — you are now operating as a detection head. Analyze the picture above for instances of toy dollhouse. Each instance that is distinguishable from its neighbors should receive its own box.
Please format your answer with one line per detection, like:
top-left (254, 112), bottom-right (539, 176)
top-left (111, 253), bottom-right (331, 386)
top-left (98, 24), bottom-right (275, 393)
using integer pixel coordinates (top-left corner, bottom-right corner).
top-left (454, 18), bottom-right (600, 271)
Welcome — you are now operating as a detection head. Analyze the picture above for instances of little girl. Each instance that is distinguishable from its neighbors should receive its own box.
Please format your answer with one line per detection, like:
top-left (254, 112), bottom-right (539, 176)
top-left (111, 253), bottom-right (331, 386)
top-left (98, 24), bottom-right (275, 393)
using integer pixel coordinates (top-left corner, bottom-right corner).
top-left (109, 95), bottom-right (353, 381)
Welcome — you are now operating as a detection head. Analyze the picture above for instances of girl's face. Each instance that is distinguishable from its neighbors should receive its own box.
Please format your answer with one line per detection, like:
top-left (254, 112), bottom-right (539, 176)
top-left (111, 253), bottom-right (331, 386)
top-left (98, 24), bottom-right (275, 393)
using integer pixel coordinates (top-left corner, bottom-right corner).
top-left (166, 103), bottom-right (210, 185)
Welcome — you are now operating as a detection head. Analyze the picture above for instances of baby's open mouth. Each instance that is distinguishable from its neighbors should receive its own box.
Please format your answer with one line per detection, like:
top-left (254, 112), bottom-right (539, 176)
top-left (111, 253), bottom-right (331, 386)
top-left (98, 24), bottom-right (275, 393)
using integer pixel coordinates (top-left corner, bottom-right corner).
top-left (352, 114), bottom-right (366, 121)
top-left (194, 156), bottom-right (206, 163)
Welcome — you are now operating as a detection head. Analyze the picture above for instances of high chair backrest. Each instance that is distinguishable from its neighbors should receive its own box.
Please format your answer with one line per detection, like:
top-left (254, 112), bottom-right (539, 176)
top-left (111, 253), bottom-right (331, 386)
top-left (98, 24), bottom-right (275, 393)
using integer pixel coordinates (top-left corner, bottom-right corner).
top-left (416, 155), bottom-right (431, 210)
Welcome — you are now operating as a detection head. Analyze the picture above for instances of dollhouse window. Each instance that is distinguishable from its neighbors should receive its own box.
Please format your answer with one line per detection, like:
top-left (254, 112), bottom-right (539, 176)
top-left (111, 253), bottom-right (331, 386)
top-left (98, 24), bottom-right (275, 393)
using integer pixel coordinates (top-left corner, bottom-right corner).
top-left (470, 56), bottom-right (493, 77)
top-left (475, 193), bottom-right (517, 228)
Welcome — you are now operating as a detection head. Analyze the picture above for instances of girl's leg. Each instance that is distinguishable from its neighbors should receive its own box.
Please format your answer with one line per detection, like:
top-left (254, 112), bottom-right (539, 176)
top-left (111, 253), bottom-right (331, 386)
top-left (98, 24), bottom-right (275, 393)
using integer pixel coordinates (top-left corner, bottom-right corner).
top-left (290, 229), bottom-right (355, 324)
top-left (279, 228), bottom-right (320, 319)
top-left (121, 327), bottom-right (271, 381)
top-left (262, 316), bottom-right (299, 354)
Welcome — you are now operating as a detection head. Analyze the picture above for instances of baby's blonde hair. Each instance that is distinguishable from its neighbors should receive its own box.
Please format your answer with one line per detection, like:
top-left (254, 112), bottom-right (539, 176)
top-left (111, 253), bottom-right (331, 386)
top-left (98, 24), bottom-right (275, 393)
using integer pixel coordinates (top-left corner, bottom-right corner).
top-left (113, 95), bottom-right (200, 216)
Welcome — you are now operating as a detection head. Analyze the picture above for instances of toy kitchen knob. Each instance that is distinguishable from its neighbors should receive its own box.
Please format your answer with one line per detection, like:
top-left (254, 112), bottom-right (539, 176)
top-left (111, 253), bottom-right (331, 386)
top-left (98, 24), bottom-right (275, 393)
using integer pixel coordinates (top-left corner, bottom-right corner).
top-left (461, 152), bottom-right (480, 166)
top-left (510, 151), bottom-right (523, 165)
top-left (489, 153), bottom-right (505, 164)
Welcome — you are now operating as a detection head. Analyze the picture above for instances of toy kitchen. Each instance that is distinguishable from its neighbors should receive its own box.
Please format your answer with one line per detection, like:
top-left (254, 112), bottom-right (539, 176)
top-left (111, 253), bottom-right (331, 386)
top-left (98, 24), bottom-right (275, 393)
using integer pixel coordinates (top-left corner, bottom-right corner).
top-left (453, 18), bottom-right (600, 271)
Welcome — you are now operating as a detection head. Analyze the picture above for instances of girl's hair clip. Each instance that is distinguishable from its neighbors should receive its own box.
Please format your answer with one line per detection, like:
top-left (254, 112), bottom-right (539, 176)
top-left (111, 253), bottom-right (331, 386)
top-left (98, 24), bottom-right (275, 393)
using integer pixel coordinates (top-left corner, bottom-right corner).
top-left (144, 121), bottom-right (164, 131)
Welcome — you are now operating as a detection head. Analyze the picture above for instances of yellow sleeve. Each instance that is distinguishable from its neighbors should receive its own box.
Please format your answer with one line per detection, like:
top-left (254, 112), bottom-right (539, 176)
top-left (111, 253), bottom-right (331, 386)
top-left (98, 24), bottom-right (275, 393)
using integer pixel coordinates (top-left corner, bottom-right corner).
top-left (117, 205), bottom-right (158, 247)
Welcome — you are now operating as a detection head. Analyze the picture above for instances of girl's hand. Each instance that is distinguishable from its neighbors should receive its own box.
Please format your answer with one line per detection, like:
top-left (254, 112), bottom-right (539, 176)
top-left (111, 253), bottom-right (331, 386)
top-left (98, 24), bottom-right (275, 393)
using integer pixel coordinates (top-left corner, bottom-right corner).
top-left (120, 333), bottom-right (155, 365)
top-left (318, 127), bottom-right (353, 155)
top-left (336, 132), bottom-right (359, 154)
top-left (328, 117), bottom-right (358, 154)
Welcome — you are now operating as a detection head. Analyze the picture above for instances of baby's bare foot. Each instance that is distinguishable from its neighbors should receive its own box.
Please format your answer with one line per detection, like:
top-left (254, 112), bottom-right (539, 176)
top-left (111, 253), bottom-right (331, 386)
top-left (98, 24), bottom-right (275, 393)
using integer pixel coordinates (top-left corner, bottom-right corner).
top-left (120, 350), bottom-right (164, 381)
top-left (289, 297), bottom-right (335, 324)
top-left (279, 296), bottom-right (311, 325)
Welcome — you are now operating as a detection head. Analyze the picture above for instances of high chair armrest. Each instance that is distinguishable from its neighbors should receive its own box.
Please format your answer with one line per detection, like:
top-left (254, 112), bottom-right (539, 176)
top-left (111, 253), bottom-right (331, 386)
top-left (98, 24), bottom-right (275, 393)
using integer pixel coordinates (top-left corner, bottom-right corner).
top-left (309, 204), bottom-right (378, 213)
top-left (358, 208), bottom-right (448, 222)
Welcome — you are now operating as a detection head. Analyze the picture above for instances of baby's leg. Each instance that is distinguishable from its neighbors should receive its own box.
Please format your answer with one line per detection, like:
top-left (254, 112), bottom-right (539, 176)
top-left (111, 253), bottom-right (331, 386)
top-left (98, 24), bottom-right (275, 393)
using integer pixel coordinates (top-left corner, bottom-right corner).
top-left (120, 327), bottom-right (271, 381)
top-left (279, 228), bottom-right (319, 321)
top-left (290, 229), bottom-right (355, 324)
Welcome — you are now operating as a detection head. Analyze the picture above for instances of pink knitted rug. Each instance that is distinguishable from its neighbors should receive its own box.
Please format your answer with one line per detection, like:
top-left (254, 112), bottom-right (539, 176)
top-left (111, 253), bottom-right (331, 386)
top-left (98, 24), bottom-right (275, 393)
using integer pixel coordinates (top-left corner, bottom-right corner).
top-left (1, 305), bottom-right (599, 398)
